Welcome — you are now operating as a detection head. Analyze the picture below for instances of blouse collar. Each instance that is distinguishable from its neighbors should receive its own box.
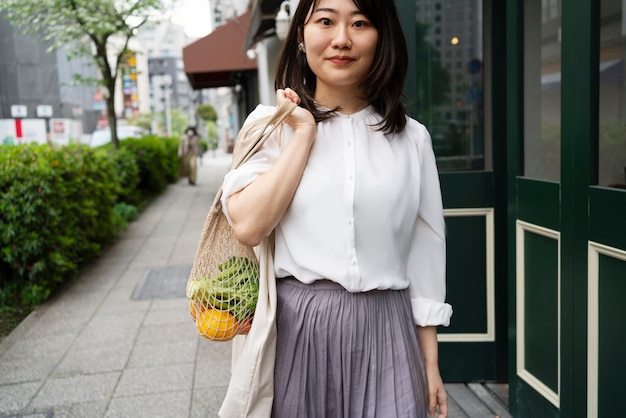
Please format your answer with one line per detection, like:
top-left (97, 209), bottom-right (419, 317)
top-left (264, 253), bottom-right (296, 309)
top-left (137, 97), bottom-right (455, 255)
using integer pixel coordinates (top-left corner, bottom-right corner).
top-left (316, 104), bottom-right (376, 122)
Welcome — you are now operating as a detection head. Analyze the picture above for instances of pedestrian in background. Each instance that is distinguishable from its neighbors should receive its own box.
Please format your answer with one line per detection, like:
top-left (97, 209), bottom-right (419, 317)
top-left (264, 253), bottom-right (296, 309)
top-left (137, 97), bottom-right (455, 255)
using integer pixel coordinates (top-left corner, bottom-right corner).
top-left (221, 0), bottom-right (452, 416)
top-left (178, 126), bottom-right (201, 185)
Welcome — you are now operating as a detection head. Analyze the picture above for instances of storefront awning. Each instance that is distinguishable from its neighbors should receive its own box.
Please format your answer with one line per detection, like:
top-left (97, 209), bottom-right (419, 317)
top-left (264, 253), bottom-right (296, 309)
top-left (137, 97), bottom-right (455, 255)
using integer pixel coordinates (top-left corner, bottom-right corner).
top-left (183, 11), bottom-right (257, 89)
top-left (244, 0), bottom-right (285, 50)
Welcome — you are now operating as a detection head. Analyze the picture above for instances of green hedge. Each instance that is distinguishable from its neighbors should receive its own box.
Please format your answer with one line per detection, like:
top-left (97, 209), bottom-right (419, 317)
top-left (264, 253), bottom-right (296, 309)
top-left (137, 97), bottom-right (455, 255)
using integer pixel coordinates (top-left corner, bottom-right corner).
top-left (118, 136), bottom-right (180, 199)
top-left (0, 137), bottom-right (180, 307)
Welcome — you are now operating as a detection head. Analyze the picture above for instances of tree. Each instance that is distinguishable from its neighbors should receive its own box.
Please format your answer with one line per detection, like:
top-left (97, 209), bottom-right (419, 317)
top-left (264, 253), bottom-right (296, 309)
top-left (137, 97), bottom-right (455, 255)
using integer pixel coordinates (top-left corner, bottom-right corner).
top-left (0, 0), bottom-right (167, 149)
top-left (168, 108), bottom-right (189, 138)
top-left (196, 103), bottom-right (218, 147)
top-left (124, 112), bottom-right (154, 132)
top-left (197, 104), bottom-right (218, 122)
top-left (124, 108), bottom-right (189, 138)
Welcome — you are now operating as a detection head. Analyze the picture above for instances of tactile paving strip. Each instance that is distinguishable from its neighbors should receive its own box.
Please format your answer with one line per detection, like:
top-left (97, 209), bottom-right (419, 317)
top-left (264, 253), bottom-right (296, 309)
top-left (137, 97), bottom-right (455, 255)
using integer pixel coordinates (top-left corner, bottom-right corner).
top-left (132, 265), bottom-right (192, 300)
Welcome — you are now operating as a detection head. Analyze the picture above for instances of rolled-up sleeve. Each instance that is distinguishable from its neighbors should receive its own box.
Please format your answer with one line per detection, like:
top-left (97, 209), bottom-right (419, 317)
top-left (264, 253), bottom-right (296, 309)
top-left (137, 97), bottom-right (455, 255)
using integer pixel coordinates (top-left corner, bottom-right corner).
top-left (220, 105), bottom-right (281, 225)
top-left (408, 126), bottom-right (453, 327)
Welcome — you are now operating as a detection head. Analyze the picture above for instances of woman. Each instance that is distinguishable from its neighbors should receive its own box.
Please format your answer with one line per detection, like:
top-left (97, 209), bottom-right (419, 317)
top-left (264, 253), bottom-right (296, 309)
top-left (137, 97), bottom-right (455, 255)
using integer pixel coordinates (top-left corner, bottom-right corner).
top-left (178, 126), bottom-right (201, 185)
top-left (221, 0), bottom-right (452, 416)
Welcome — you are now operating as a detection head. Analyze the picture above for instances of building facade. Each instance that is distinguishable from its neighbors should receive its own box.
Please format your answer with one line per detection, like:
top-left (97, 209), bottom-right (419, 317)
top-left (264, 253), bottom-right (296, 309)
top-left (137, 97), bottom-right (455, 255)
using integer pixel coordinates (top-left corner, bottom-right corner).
top-left (0, 12), bottom-right (156, 138)
top-left (106, 36), bottom-right (151, 121)
top-left (137, 20), bottom-right (195, 132)
top-left (0, 13), bottom-right (100, 139)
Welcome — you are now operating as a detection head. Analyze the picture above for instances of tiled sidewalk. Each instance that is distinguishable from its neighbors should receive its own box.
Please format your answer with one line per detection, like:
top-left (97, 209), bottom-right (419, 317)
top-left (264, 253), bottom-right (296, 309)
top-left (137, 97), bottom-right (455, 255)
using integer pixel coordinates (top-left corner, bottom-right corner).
top-left (0, 152), bottom-right (234, 417)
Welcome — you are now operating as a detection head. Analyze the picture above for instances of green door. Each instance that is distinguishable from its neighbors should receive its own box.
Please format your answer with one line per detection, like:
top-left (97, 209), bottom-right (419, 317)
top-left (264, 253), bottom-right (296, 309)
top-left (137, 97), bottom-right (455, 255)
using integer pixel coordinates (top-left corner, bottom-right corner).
top-left (588, 1), bottom-right (626, 415)
top-left (400, 0), bottom-right (509, 382)
top-left (507, 0), bottom-right (626, 416)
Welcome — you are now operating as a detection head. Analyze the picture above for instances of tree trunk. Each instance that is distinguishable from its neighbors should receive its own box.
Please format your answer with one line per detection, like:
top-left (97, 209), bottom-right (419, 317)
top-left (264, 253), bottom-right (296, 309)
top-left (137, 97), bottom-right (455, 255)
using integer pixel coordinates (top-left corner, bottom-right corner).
top-left (97, 39), bottom-right (119, 150)
top-left (106, 78), bottom-right (118, 150)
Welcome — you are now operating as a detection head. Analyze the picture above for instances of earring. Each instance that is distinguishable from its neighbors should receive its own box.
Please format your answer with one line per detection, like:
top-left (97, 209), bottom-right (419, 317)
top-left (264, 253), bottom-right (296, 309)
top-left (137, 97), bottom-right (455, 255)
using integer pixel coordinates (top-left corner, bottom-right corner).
top-left (298, 42), bottom-right (305, 53)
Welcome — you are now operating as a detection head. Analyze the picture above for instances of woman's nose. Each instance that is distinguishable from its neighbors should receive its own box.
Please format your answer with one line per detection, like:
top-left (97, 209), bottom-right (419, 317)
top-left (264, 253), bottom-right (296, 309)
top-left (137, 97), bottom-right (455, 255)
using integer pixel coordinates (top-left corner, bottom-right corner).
top-left (331, 25), bottom-right (352, 49)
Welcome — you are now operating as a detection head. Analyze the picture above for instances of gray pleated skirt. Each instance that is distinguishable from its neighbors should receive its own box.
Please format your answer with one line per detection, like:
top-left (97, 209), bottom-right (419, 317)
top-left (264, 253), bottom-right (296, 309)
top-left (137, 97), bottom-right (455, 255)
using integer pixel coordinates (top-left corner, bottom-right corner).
top-left (272, 277), bottom-right (429, 418)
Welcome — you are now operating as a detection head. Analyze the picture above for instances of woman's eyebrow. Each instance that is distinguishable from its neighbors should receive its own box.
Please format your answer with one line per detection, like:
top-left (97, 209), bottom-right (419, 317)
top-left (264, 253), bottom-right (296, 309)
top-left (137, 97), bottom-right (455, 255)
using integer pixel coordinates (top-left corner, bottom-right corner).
top-left (312, 7), bottom-right (364, 16)
top-left (311, 7), bottom-right (337, 15)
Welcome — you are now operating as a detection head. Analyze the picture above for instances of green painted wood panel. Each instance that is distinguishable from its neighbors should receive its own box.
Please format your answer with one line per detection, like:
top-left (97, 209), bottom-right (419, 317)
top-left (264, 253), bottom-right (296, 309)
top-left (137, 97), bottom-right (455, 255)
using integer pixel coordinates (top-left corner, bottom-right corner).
top-left (516, 381), bottom-right (560, 418)
top-left (589, 187), bottom-right (626, 250)
top-left (506, 0), bottom-right (525, 412)
top-left (439, 342), bottom-right (495, 382)
top-left (517, 178), bottom-right (560, 231)
top-left (560, 0), bottom-right (597, 415)
top-left (440, 171), bottom-right (494, 209)
top-left (491, 0), bottom-right (511, 384)
top-left (524, 231), bottom-right (559, 393)
top-left (440, 215), bottom-right (488, 334)
top-left (598, 255), bottom-right (626, 417)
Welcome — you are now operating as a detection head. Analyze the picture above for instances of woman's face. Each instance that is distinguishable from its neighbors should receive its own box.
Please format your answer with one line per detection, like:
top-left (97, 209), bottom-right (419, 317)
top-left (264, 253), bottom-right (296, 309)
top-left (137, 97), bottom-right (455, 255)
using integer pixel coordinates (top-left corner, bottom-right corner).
top-left (302, 0), bottom-right (378, 99)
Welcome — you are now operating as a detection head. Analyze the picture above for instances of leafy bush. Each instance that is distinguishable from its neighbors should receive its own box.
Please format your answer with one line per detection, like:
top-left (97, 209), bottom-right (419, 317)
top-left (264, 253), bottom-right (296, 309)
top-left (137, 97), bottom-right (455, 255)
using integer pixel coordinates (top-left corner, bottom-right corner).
top-left (111, 202), bottom-right (139, 232)
top-left (108, 147), bottom-right (141, 205)
top-left (0, 137), bottom-right (180, 309)
top-left (119, 135), bottom-right (180, 199)
top-left (0, 144), bottom-right (118, 306)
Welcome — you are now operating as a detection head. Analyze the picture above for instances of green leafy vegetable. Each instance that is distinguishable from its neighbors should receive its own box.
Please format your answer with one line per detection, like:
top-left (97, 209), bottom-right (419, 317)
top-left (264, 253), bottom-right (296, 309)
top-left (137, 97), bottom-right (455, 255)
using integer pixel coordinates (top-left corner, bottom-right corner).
top-left (188, 256), bottom-right (259, 321)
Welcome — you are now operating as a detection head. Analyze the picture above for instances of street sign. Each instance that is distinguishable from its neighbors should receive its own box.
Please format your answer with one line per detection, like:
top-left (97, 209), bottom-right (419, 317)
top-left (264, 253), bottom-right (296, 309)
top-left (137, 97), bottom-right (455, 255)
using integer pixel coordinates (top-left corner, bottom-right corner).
top-left (52, 120), bottom-right (65, 134)
top-left (36, 105), bottom-right (53, 118)
top-left (11, 105), bottom-right (27, 118)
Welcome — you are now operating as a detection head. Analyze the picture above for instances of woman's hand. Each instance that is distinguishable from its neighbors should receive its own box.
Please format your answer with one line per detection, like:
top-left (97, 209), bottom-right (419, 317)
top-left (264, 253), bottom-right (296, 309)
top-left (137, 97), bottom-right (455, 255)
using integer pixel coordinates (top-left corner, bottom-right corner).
top-left (276, 88), bottom-right (315, 134)
top-left (417, 326), bottom-right (448, 417)
top-left (425, 365), bottom-right (448, 417)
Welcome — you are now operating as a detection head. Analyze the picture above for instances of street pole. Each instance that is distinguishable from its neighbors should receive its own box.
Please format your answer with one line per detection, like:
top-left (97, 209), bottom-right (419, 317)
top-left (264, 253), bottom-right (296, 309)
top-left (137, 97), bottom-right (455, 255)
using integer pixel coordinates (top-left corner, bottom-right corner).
top-left (164, 84), bottom-right (172, 137)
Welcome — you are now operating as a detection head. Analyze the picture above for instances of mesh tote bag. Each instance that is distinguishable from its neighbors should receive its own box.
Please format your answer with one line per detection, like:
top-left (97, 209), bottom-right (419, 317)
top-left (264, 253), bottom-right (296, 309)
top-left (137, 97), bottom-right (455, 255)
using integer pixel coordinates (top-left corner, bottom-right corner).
top-left (186, 100), bottom-right (296, 342)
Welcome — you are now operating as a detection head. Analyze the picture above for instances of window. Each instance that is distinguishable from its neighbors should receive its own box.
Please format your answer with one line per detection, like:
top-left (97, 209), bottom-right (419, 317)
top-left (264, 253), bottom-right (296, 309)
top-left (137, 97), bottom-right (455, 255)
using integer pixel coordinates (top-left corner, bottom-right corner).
top-left (598, 0), bottom-right (626, 188)
top-left (415, 0), bottom-right (486, 170)
top-left (523, 0), bottom-right (561, 181)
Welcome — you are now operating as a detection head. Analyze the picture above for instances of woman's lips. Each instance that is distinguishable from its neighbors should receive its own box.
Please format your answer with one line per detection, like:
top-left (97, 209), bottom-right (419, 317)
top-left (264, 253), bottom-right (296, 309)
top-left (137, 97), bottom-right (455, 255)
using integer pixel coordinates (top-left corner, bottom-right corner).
top-left (328, 56), bottom-right (354, 65)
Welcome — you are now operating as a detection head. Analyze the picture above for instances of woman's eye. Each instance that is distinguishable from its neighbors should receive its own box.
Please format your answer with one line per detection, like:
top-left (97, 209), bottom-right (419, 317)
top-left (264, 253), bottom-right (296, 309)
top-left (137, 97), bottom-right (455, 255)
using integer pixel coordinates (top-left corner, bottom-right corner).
top-left (353, 20), bottom-right (368, 28)
top-left (320, 18), bottom-right (332, 25)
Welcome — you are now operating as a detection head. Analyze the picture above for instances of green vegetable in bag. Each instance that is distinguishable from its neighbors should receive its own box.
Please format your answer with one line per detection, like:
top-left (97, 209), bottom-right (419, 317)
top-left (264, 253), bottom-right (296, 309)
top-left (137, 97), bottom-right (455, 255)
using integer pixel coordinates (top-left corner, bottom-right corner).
top-left (188, 256), bottom-right (259, 321)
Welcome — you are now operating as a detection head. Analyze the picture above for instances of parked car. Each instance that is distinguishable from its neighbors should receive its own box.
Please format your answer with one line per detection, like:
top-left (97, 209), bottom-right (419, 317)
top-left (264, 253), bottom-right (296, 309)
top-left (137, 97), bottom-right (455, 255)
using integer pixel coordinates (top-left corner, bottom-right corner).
top-left (90, 125), bottom-right (146, 147)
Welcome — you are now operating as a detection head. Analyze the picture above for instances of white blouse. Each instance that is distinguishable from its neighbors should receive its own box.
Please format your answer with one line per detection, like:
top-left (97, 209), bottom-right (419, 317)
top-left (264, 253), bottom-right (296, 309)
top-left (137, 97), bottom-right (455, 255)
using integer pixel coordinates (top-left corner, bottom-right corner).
top-left (221, 105), bottom-right (453, 327)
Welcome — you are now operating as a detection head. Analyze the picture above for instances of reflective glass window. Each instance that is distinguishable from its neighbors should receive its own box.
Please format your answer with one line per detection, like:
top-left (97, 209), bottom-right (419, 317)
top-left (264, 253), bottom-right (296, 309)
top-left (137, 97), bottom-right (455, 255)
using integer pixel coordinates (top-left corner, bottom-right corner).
top-left (599, 0), bottom-right (626, 189)
top-left (523, 0), bottom-right (562, 181)
top-left (415, 0), bottom-right (486, 171)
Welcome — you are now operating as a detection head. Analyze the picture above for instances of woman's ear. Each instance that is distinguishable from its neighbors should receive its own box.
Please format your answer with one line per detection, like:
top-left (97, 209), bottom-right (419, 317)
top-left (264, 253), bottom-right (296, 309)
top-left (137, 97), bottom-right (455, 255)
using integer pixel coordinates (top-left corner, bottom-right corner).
top-left (297, 27), bottom-right (304, 44)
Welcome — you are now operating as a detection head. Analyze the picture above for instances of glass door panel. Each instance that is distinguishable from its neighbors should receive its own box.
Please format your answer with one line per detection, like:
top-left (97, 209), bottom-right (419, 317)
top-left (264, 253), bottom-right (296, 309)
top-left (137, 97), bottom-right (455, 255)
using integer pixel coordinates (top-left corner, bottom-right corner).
top-left (415, 0), bottom-right (486, 171)
top-left (523, 0), bottom-right (562, 182)
top-left (599, 0), bottom-right (626, 189)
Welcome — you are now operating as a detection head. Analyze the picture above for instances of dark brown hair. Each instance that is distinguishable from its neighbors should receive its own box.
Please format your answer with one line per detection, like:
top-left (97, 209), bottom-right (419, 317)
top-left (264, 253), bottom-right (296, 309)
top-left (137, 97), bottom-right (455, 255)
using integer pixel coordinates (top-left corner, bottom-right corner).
top-left (274, 0), bottom-right (409, 134)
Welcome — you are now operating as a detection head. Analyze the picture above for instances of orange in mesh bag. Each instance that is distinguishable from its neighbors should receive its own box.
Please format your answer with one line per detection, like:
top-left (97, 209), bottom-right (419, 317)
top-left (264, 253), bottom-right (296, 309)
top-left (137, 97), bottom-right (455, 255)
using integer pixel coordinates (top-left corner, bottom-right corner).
top-left (186, 100), bottom-right (296, 341)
